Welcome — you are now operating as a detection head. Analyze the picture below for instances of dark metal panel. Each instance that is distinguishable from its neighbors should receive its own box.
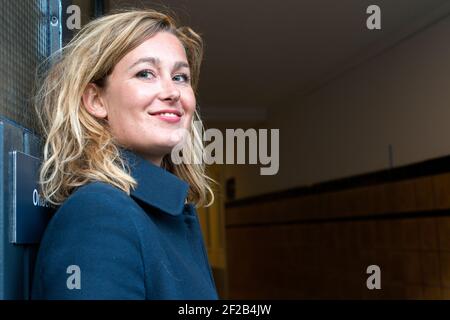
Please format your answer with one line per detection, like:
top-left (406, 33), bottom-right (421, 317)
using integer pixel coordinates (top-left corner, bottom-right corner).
top-left (0, 120), bottom-right (25, 299)
top-left (0, 0), bottom-right (62, 133)
top-left (23, 131), bottom-right (43, 159)
top-left (10, 151), bottom-right (53, 245)
top-left (49, 0), bottom-right (63, 55)
top-left (0, 0), bottom-right (62, 299)
top-left (0, 121), bottom-right (52, 300)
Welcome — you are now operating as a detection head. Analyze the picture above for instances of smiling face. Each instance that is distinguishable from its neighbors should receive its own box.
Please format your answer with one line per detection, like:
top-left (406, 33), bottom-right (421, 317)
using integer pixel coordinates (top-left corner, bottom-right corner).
top-left (83, 31), bottom-right (196, 166)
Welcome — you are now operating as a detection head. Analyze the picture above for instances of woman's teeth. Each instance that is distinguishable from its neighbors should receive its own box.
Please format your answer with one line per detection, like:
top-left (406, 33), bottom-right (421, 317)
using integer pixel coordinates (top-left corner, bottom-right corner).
top-left (158, 113), bottom-right (178, 117)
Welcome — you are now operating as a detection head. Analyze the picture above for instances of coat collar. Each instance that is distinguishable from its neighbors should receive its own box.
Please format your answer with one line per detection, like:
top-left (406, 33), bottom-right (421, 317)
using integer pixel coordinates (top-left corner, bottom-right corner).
top-left (119, 147), bottom-right (189, 216)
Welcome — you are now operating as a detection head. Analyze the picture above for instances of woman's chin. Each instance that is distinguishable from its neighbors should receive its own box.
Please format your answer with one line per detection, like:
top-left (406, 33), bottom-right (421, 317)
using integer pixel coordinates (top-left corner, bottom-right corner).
top-left (154, 140), bottom-right (182, 155)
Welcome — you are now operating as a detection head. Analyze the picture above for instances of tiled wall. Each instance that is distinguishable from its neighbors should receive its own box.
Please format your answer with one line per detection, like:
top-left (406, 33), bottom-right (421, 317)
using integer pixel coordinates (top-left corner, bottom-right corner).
top-left (225, 173), bottom-right (450, 299)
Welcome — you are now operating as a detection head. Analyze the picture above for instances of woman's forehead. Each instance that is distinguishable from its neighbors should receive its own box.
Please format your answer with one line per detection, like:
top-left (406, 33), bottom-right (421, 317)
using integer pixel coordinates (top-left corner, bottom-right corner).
top-left (118, 32), bottom-right (188, 69)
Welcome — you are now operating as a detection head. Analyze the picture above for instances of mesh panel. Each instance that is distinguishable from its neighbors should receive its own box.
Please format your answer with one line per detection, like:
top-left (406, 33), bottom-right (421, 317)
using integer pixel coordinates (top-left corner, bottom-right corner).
top-left (0, 0), bottom-right (52, 132)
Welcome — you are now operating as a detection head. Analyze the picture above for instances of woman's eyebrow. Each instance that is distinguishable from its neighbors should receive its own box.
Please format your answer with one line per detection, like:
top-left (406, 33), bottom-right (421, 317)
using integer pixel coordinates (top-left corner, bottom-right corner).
top-left (128, 57), bottom-right (189, 71)
top-left (173, 61), bottom-right (190, 71)
top-left (128, 57), bottom-right (160, 70)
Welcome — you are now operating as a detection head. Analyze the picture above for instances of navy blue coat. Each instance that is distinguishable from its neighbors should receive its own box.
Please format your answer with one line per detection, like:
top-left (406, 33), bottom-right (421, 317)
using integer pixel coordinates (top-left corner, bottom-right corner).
top-left (31, 148), bottom-right (218, 300)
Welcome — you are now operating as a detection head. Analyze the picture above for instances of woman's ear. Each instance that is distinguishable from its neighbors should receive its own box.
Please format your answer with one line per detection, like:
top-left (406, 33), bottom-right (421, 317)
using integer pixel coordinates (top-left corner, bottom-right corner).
top-left (82, 83), bottom-right (108, 119)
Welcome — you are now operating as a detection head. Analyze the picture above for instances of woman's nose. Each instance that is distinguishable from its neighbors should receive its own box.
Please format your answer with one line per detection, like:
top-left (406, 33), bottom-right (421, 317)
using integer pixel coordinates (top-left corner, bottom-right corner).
top-left (158, 78), bottom-right (181, 102)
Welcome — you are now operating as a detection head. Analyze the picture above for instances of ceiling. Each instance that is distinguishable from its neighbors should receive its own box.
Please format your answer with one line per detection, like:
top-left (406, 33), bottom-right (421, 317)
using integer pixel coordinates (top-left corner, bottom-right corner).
top-left (106, 0), bottom-right (450, 122)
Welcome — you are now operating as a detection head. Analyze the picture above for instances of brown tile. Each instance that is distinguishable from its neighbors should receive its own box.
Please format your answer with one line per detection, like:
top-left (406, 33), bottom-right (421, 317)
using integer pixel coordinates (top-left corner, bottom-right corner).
top-left (371, 250), bottom-right (390, 284)
top-left (347, 188), bottom-right (370, 216)
top-left (404, 252), bottom-right (422, 286)
top-left (387, 219), bottom-right (420, 251)
top-left (421, 251), bottom-right (441, 286)
top-left (389, 180), bottom-right (417, 213)
top-left (283, 224), bottom-right (301, 246)
top-left (438, 217), bottom-right (450, 251)
top-left (317, 193), bottom-right (330, 219)
top-left (327, 191), bottom-right (346, 217)
top-left (414, 176), bottom-right (435, 211)
top-left (398, 219), bottom-right (421, 250)
top-left (333, 247), bottom-right (350, 274)
top-left (325, 192), bottom-right (341, 217)
top-left (339, 190), bottom-right (358, 217)
top-left (315, 274), bottom-right (343, 299)
top-left (403, 285), bottom-right (424, 299)
top-left (389, 220), bottom-right (403, 250)
top-left (419, 218), bottom-right (438, 250)
top-left (317, 222), bottom-right (333, 249)
top-left (441, 252), bottom-right (450, 288)
top-left (262, 201), bottom-right (283, 222)
top-left (373, 220), bottom-right (393, 250)
top-left (441, 287), bottom-right (450, 300)
top-left (303, 225), bottom-right (320, 247)
top-left (356, 221), bottom-right (376, 249)
top-left (369, 184), bottom-right (391, 215)
top-left (339, 278), bottom-right (365, 299)
top-left (345, 249), bottom-right (365, 282)
top-left (336, 222), bottom-right (355, 249)
top-left (364, 186), bottom-right (378, 216)
top-left (423, 286), bottom-right (442, 300)
top-left (359, 249), bottom-right (378, 270)
top-left (433, 173), bottom-right (450, 210)
top-left (389, 251), bottom-right (422, 286)
top-left (298, 195), bottom-right (321, 219)
top-left (382, 284), bottom-right (406, 299)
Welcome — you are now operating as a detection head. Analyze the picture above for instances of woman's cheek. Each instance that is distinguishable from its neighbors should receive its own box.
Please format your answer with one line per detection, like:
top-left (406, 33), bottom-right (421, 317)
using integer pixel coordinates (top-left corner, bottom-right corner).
top-left (184, 115), bottom-right (193, 130)
top-left (132, 83), bottom-right (157, 102)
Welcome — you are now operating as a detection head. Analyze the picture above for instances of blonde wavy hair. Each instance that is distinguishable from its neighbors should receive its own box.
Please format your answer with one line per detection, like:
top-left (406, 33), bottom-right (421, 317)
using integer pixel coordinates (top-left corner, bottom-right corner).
top-left (34, 9), bottom-right (214, 208)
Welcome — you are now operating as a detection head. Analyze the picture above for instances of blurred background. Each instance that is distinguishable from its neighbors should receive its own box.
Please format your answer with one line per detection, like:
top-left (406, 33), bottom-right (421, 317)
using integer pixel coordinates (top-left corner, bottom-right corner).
top-left (4, 0), bottom-right (450, 299)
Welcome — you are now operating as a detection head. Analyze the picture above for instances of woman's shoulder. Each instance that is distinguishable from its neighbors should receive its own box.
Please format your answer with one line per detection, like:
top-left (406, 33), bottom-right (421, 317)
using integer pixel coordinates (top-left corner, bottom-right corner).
top-left (66, 180), bottom-right (130, 203)
top-left (33, 181), bottom-right (147, 299)
top-left (36, 180), bottom-right (146, 268)
top-left (46, 181), bottom-right (142, 238)
top-left (56, 181), bottom-right (133, 215)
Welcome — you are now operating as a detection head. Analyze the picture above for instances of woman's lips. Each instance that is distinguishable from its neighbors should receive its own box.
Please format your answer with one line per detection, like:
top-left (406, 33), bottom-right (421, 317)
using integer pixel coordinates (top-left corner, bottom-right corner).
top-left (149, 112), bottom-right (181, 123)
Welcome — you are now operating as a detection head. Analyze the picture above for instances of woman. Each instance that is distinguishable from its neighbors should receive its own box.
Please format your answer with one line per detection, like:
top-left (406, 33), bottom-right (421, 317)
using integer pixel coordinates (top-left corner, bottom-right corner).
top-left (31, 9), bottom-right (218, 300)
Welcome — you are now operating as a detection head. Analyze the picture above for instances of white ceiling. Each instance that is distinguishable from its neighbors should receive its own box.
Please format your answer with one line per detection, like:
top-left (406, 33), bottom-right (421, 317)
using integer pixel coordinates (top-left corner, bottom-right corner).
top-left (107, 0), bottom-right (450, 122)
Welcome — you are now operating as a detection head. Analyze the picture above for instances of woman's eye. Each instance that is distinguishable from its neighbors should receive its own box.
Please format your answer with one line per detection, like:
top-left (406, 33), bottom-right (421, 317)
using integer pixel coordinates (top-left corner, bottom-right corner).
top-left (136, 70), bottom-right (155, 79)
top-left (173, 73), bottom-right (190, 83)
